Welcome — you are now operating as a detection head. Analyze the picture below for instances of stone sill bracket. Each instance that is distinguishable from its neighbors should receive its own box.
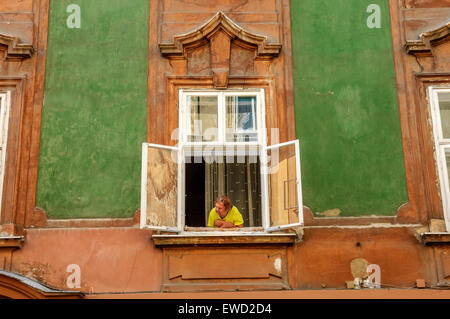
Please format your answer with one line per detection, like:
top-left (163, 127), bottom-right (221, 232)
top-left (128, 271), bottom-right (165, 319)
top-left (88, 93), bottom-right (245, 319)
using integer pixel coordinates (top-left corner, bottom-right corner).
top-left (420, 232), bottom-right (450, 245)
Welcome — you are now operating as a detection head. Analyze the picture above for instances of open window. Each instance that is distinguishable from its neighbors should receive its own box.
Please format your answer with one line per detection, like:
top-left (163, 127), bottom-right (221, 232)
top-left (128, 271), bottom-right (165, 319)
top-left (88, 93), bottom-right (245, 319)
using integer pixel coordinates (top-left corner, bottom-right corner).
top-left (264, 140), bottom-right (303, 232)
top-left (140, 143), bottom-right (181, 232)
top-left (429, 87), bottom-right (450, 232)
top-left (141, 89), bottom-right (304, 233)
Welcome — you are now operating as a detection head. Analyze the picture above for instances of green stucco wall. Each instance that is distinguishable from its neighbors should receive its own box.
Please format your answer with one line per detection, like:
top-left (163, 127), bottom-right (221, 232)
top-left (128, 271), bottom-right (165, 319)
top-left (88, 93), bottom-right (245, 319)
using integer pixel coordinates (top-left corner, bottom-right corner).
top-left (36, 0), bottom-right (148, 218)
top-left (291, 0), bottom-right (408, 216)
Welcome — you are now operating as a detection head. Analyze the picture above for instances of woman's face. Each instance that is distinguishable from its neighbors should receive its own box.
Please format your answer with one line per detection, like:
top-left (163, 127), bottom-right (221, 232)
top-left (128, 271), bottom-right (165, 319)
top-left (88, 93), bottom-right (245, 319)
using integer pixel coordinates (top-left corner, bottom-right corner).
top-left (215, 202), bottom-right (228, 218)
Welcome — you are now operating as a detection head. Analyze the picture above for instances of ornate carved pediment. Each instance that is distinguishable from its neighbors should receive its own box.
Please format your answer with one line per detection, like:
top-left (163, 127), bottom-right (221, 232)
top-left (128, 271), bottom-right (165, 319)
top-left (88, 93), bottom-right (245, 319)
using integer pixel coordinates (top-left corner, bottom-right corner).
top-left (160, 11), bottom-right (281, 59)
top-left (159, 11), bottom-right (282, 88)
top-left (406, 20), bottom-right (450, 55)
top-left (0, 33), bottom-right (34, 61)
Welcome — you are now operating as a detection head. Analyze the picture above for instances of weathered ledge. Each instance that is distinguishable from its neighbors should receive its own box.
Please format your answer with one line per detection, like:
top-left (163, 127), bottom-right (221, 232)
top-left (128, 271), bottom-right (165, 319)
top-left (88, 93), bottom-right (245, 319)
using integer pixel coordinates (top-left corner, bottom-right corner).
top-left (420, 232), bottom-right (450, 245)
top-left (152, 232), bottom-right (297, 247)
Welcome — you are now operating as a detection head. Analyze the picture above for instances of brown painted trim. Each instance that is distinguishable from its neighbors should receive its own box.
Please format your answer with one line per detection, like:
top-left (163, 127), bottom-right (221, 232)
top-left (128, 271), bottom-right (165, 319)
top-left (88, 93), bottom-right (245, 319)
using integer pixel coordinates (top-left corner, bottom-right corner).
top-left (0, 0), bottom-right (52, 232)
top-left (421, 232), bottom-right (450, 245)
top-left (280, 0), bottom-right (296, 142)
top-left (0, 77), bottom-right (27, 227)
top-left (414, 72), bottom-right (450, 79)
top-left (413, 73), bottom-right (450, 221)
top-left (25, 0), bottom-right (50, 228)
top-left (147, 0), bottom-right (162, 143)
top-left (406, 21), bottom-right (450, 54)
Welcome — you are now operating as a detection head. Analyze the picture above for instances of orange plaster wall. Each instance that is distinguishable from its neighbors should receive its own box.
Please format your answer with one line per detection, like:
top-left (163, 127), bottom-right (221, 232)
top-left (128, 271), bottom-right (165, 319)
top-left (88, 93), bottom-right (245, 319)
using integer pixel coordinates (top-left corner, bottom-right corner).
top-left (5, 226), bottom-right (435, 294)
top-left (293, 227), bottom-right (432, 289)
top-left (9, 228), bottom-right (163, 293)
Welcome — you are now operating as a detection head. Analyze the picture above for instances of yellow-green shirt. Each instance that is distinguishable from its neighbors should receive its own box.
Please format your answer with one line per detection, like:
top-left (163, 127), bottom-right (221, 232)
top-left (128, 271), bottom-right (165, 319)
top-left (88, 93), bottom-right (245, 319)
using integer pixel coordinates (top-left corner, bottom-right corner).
top-left (207, 206), bottom-right (244, 227)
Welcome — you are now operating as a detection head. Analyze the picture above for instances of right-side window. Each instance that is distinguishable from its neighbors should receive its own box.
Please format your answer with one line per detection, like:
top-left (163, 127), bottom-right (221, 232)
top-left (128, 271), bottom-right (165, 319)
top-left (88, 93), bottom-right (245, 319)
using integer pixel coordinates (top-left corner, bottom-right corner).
top-left (0, 91), bottom-right (10, 218)
top-left (429, 87), bottom-right (450, 232)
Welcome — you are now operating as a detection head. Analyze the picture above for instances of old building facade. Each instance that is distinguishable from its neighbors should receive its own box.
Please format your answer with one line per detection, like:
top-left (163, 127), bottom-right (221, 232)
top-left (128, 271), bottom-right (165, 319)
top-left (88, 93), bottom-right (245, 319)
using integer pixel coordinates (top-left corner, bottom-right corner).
top-left (0, 0), bottom-right (449, 298)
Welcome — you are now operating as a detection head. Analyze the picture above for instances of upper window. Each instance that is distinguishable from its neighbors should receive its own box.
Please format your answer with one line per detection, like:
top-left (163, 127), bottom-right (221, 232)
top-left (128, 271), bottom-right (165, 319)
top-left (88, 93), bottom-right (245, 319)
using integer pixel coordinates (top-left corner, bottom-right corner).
top-left (428, 87), bottom-right (450, 232)
top-left (182, 91), bottom-right (261, 144)
top-left (141, 89), bottom-right (304, 234)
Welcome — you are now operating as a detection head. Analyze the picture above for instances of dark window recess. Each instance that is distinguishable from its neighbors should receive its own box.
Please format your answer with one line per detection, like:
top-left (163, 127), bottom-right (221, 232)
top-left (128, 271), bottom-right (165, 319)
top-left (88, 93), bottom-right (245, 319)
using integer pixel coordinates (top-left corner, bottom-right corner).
top-left (185, 157), bottom-right (206, 227)
top-left (184, 156), bottom-right (262, 227)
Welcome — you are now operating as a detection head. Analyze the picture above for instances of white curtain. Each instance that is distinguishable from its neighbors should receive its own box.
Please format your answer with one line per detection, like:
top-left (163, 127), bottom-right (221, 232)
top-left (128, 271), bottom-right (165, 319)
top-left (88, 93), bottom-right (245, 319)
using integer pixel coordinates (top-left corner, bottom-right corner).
top-left (205, 156), bottom-right (261, 227)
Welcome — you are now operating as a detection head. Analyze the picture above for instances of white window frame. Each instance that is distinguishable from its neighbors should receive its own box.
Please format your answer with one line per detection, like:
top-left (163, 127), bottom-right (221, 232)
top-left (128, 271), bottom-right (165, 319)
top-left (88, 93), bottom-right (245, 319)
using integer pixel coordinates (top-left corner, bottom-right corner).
top-left (179, 89), bottom-right (266, 147)
top-left (141, 89), bottom-right (304, 234)
top-left (229, 95), bottom-right (257, 137)
top-left (428, 86), bottom-right (450, 232)
top-left (0, 91), bottom-right (10, 220)
top-left (264, 140), bottom-right (304, 231)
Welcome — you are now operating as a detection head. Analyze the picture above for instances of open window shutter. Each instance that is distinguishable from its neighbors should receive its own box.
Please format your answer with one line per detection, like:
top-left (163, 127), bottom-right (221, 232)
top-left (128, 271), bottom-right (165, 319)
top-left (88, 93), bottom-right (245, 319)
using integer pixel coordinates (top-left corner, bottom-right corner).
top-left (140, 143), bottom-right (181, 232)
top-left (264, 140), bottom-right (304, 232)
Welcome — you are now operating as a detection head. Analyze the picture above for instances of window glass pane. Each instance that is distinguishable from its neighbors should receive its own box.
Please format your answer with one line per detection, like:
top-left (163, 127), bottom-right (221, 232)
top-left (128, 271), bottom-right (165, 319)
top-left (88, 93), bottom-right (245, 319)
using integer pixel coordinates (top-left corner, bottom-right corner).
top-left (226, 96), bottom-right (257, 142)
top-left (187, 96), bottom-right (218, 142)
top-left (438, 92), bottom-right (450, 139)
top-left (267, 143), bottom-right (300, 227)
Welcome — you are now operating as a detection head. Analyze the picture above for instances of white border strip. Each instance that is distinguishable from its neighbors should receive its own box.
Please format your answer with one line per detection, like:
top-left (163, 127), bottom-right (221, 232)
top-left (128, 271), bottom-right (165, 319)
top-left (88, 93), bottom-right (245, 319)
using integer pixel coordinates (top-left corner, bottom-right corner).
top-left (0, 91), bottom-right (10, 220)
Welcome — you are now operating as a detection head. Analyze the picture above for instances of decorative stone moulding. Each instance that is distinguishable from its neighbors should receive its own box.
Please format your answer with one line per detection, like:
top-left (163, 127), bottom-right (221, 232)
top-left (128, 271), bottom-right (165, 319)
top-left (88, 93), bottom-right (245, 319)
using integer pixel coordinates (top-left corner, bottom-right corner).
top-left (159, 11), bottom-right (282, 59)
top-left (159, 11), bottom-right (282, 88)
top-left (406, 20), bottom-right (450, 55)
top-left (0, 33), bottom-right (34, 61)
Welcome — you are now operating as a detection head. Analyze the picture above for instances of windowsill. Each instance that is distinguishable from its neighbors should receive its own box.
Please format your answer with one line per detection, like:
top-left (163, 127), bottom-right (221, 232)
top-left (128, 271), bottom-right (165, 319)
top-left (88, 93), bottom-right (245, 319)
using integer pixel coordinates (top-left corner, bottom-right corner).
top-left (0, 236), bottom-right (24, 248)
top-left (152, 231), bottom-right (298, 247)
top-left (420, 232), bottom-right (450, 245)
